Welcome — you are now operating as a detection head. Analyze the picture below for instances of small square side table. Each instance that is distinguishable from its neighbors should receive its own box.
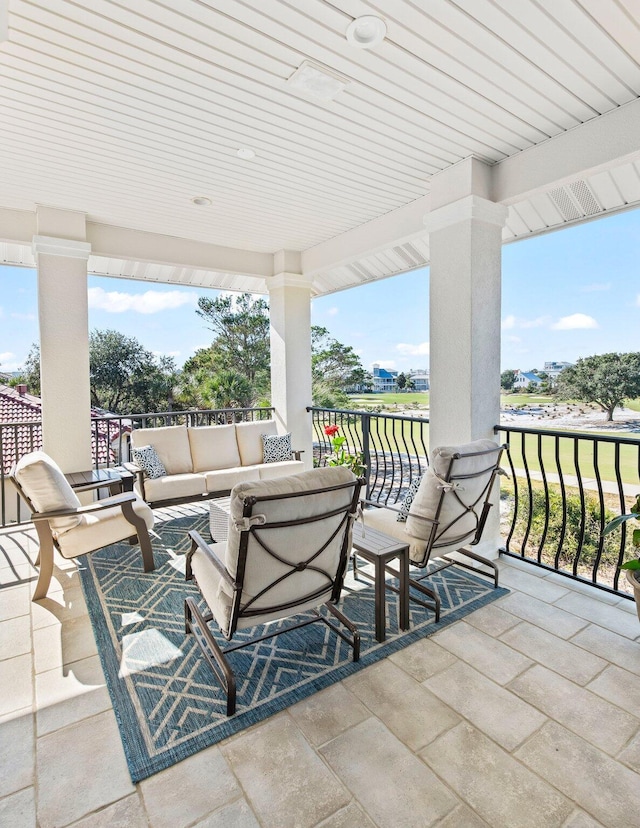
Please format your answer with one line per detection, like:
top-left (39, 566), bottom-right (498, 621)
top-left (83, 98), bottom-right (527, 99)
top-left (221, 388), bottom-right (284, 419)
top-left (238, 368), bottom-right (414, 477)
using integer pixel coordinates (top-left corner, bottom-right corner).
top-left (352, 525), bottom-right (410, 643)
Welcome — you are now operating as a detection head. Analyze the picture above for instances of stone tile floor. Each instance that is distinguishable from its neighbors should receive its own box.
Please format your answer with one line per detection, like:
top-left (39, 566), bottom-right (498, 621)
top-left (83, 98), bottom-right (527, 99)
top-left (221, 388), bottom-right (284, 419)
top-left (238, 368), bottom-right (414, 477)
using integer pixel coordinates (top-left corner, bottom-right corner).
top-left (1, 515), bottom-right (639, 828)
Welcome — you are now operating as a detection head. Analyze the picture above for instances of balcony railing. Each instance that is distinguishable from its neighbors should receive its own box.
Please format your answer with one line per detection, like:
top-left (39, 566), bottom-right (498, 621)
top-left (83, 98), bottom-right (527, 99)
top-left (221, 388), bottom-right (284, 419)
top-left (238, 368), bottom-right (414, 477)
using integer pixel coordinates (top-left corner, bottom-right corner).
top-left (0, 407), bottom-right (274, 527)
top-left (496, 423), bottom-right (639, 600)
top-left (308, 406), bottom-right (429, 504)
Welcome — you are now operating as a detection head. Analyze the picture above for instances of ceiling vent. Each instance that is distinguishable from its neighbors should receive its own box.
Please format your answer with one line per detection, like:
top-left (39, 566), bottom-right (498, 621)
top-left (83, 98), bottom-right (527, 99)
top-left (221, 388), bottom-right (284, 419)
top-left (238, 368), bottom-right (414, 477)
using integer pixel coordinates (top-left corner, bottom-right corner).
top-left (286, 60), bottom-right (349, 103)
top-left (549, 180), bottom-right (603, 222)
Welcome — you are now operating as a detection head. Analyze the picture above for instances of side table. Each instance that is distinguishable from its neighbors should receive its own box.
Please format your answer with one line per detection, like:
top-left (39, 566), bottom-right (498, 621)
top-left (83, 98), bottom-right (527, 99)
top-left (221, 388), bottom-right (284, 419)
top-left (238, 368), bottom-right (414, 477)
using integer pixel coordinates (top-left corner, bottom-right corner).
top-left (65, 467), bottom-right (135, 496)
top-left (352, 525), bottom-right (410, 643)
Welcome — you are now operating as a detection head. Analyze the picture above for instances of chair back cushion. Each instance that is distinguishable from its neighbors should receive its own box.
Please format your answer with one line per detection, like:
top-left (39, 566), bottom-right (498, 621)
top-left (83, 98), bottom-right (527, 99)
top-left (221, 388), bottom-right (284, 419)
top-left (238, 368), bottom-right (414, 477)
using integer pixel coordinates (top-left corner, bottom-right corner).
top-left (131, 425), bottom-right (192, 475)
top-left (224, 466), bottom-right (356, 622)
top-left (188, 425), bottom-right (241, 472)
top-left (14, 451), bottom-right (82, 534)
top-left (235, 419), bottom-right (277, 466)
top-left (405, 439), bottom-right (500, 553)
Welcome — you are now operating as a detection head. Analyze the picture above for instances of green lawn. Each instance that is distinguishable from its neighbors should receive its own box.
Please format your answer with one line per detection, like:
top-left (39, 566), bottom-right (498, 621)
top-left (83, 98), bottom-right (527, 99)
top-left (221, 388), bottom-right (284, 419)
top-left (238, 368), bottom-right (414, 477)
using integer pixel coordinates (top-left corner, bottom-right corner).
top-left (348, 392), bottom-right (429, 407)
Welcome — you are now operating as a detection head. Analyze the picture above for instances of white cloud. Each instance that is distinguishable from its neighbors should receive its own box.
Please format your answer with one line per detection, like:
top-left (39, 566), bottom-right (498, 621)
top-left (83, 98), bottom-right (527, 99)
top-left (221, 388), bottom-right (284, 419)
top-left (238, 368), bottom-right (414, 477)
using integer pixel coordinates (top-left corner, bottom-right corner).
top-left (0, 351), bottom-right (22, 371)
top-left (88, 287), bottom-right (196, 314)
top-left (374, 360), bottom-right (397, 370)
top-left (504, 335), bottom-right (522, 344)
top-left (396, 341), bottom-right (430, 356)
top-left (551, 313), bottom-right (598, 330)
top-left (11, 312), bottom-right (36, 321)
top-left (153, 350), bottom-right (181, 358)
top-left (582, 282), bottom-right (611, 293)
top-left (0, 351), bottom-right (15, 363)
top-left (327, 306), bottom-right (339, 316)
top-left (501, 315), bottom-right (549, 330)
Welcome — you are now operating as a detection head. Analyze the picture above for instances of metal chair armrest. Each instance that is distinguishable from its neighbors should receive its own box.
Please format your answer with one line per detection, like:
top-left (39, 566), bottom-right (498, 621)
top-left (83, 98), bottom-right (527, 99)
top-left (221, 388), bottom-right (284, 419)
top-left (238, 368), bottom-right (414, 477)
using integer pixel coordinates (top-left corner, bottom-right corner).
top-left (292, 449), bottom-right (304, 461)
top-left (187, 530), bottom-right (235, 587)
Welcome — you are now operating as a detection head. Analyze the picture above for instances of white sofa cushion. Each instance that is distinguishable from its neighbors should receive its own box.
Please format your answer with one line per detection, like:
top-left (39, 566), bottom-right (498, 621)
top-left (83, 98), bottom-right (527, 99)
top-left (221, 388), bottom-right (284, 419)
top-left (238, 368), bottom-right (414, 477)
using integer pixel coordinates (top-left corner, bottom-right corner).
top-left (14, 451), bottom-right (82, 535)
top-left (143, 472), bottom-right (207, 502)
top-left (257, 459), bottom-right (305, 480)
top-left (204, 467), bottom-right (259, 493)
top-left (405, 438), bottom-right (499, 547)
top-left (188, 425), bottom-right (241, 472)
top-left (57, 496), bottom-right (154, 559)
top-left (131, 426), bottom-right (192, 475)
top-left (235, 419), bottom-right (277, 466)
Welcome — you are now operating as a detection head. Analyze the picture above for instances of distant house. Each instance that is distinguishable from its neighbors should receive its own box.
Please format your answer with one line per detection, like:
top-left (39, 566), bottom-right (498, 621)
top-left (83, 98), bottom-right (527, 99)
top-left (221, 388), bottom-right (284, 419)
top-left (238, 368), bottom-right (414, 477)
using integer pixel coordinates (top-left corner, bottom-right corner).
top-left (372, 363), bottom-right (398, 393)
top-left (543, 361), bottom-right (573, 382)
top-left (513, 370), bottom-right (544, 390)
top-left (408, 371), bottom-right (429, 392)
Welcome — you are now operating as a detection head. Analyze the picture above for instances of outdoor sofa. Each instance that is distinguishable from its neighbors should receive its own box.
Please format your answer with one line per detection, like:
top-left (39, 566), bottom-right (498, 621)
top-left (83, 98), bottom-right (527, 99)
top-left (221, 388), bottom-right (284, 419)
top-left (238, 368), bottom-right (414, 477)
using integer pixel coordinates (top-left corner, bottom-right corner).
top-left (126, 419), bottom-right (304, 507)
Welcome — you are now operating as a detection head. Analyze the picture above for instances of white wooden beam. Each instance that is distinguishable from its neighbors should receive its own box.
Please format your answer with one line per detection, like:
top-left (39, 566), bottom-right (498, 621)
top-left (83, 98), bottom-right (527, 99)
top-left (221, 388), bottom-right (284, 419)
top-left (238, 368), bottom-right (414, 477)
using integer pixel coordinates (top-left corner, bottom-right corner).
top-left (493, 98), bottom-right (640, 205)
top-left (301, 194), bottom-right (430, 277)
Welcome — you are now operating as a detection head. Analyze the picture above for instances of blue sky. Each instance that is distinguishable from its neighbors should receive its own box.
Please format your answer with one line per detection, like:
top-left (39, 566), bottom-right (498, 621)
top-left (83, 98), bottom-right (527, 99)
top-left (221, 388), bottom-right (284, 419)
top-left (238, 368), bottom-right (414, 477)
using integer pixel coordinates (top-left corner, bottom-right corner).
top-left (1, 208), bottom-right (638, 376)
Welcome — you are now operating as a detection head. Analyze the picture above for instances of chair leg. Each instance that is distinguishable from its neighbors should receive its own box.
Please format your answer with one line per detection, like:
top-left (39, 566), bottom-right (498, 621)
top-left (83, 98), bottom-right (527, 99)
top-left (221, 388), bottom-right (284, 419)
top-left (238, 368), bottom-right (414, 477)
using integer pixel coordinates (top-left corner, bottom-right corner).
top-left (32, 526), bottom-right (54, 601)
top-left (324, 602), bottom-right (360, 661)
top-left (121, 501), bottom-right (155, 573)
top-left (442, 548), bottom-right (499, 588)
top-left (185, 597), bottom-right (236, 715)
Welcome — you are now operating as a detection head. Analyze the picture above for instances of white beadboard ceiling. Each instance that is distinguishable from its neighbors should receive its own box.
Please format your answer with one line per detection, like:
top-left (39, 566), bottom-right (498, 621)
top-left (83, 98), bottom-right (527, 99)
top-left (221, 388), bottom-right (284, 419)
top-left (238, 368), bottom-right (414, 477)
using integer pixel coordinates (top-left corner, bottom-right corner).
top-left (1, 0), bottom-right (640, 295)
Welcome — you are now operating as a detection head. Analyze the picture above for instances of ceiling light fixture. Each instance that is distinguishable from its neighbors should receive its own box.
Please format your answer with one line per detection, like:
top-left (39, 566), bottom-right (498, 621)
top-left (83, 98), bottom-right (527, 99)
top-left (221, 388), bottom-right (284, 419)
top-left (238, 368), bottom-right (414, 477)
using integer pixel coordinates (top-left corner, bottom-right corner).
top-left (236, 148), bottom-right (256, 160)
top-left (345, 15), bottom-right (387, 49)
top-left (286, 60), bottom-right (349, 103)
top-left (191, 196), bottom-right (211, 206)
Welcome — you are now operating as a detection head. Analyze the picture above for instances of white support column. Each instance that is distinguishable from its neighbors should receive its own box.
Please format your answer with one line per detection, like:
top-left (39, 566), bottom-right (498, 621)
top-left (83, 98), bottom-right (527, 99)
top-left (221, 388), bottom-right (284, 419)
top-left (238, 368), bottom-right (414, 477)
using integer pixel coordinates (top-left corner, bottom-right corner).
top-left (33, 207), bottom-right (92, 472)
top-left (426, 159), bottom-right (508, 558)
top-left (268, 265), bottom-right (313, 468)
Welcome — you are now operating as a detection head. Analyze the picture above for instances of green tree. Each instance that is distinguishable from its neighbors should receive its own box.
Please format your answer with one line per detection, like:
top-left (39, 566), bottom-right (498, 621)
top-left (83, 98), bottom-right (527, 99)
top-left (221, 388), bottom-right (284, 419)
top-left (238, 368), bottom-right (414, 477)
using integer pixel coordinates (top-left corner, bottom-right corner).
top-left (501, 369), bottom-right (516, 392)
top-left (195, 293), bottom-right (270, 390)
top-left (396, 372), bottom-right (407, 391)
top-left (406, 377), bottom-right (416, 392)
top-left (311, 326), bottom-right (369, 407)
top-left (11, 344), bottom-right (42, 395)
top-left (199, 369), bottom-right (253, 410)
top-left (556, 352), bottom-right (640, 421)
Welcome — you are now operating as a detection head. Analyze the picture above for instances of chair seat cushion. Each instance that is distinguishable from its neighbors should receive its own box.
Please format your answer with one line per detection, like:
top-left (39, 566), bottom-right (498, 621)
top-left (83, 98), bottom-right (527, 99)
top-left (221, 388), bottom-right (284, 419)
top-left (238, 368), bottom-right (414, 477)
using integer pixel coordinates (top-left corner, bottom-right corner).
top-left (360, 506), bottom-right (429, 565)
top-left (56, 496), bottom-right (154, 559)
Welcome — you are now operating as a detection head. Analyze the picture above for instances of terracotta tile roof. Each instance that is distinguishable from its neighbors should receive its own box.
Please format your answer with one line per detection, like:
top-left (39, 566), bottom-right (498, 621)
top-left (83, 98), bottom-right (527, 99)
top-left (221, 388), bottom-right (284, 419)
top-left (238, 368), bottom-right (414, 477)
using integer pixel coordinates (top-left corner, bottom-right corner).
top-left (0, 384), bottom-right (130, 473)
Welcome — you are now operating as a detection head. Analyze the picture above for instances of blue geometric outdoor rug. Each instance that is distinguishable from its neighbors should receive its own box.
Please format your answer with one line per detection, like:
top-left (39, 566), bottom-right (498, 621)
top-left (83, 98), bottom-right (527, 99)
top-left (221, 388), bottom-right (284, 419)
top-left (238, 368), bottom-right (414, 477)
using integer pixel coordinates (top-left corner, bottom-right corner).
top-left (78, 509), bottom-right (508, 782)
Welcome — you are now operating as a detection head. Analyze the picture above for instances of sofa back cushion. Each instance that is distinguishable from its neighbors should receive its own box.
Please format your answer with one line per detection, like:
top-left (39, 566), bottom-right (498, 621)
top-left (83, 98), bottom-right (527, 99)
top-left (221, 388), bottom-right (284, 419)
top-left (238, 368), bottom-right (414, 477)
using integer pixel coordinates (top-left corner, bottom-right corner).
top-left (235, 419), bottom-right (277, 466)
top-left (131, 425), bottom-right (192, 475)
top-left (14, 451), bottom-right (82, 535)
top-left (188, 425), bottom-right (241, 472)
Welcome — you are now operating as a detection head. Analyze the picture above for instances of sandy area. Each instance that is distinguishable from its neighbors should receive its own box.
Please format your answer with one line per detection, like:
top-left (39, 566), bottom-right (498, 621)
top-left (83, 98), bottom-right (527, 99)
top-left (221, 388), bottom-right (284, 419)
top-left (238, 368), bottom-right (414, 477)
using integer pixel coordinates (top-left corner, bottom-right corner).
top-left (499, 402), bottom-right (640, 433)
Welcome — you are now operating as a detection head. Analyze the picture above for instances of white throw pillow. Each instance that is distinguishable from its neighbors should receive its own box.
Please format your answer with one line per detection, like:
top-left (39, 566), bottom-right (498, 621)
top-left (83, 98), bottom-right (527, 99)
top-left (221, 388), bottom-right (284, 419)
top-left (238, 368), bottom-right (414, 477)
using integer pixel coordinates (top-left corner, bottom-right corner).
top-left (262, 433), bottom-right (292, 463)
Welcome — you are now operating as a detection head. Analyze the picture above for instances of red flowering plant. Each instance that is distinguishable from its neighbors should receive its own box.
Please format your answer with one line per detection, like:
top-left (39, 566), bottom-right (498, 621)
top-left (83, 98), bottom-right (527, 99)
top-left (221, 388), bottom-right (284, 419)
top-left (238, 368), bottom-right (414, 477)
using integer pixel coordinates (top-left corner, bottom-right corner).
top-left (323, 424), bottom-right (366, 477)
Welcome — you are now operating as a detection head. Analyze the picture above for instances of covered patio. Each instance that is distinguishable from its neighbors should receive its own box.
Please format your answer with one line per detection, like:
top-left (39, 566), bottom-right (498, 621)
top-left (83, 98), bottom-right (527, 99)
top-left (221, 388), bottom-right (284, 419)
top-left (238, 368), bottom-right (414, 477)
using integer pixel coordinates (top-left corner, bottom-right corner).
top-left (1, 1), bottom-right (640, 825)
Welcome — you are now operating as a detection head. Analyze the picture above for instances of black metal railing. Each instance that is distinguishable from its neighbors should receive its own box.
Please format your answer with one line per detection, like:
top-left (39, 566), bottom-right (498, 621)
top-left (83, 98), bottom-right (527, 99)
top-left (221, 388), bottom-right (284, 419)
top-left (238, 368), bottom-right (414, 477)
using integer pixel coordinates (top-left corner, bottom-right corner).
top-left (0, 407), bottom-right (274, 527)
top-left (496, 423), bottom-right (640, 599)
top-left (308, 406), bottom-right (429, 504)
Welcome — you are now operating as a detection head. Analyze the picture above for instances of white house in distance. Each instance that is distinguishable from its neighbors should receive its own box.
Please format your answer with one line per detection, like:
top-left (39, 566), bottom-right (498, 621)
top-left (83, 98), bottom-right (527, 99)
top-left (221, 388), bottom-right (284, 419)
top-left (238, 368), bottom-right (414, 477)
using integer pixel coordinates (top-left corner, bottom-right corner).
top-left (543, 361), bottom-right (574, 381)
top-left (371, 364), bottom-right (398, 393)
top-left (513, 370), bottom-right (544, 390)
top-left (408, 370), bottom-right (430, 392)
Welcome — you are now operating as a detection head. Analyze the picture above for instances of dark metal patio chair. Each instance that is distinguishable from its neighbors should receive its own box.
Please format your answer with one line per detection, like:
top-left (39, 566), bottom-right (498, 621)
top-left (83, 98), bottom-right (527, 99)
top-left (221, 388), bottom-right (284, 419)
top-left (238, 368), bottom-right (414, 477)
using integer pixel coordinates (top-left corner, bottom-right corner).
top-left (185, 466), bottom-right (363, 715)
top-left (360, 439), bottom-right (507, 620)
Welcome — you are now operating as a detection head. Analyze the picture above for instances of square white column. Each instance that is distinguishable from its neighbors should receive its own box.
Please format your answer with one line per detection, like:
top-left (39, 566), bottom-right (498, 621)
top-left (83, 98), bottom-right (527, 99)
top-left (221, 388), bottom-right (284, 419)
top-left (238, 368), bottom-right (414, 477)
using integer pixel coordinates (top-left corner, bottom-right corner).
top-left (33, 225), bottom-right (92, 473)
top-left (268, 272), bottom-right (313, 467)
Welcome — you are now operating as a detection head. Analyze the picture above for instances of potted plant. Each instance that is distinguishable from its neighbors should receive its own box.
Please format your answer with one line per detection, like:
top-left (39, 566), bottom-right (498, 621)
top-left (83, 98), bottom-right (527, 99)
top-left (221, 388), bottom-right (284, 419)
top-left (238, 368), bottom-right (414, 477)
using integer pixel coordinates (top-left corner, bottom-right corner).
top-left (323, 424), bottom-right (366, 477)
top-left (603, 493), bottom-right (640, 619)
